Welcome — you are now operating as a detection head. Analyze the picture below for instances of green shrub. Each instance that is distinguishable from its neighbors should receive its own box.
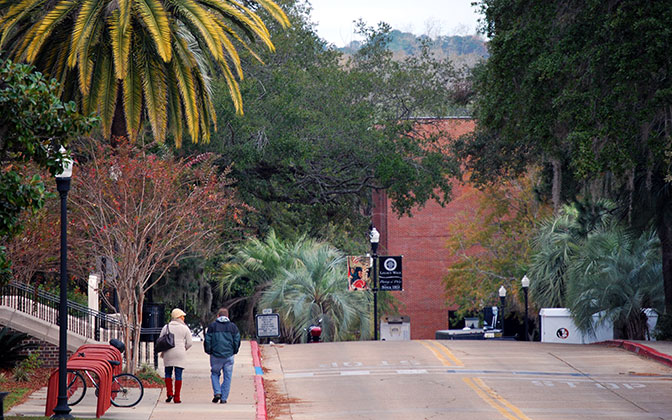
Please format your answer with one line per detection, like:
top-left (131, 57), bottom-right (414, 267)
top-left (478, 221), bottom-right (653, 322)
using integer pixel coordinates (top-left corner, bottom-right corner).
top-left (20, 351), bottom-right (43, 371)
top-left (0, 326), bottom-right (29, 369)
top-left (12, 365), bottom-right (30, 382)
top-left (135, 363), bottom-right (163, 385)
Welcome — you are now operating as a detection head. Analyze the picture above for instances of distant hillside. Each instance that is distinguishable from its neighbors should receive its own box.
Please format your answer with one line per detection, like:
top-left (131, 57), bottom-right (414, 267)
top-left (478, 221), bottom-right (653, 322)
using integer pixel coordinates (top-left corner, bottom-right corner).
top-left (340, 30), bottom-right (488, 67)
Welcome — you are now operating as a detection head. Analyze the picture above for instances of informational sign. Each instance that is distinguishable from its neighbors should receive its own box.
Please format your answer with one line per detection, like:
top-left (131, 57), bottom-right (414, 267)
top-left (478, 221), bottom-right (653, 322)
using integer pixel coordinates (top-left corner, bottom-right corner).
top-left (255, 313), bottom-right (280, 338)
top-left (347, 255), bottom-right (370, 291)
top-left (262, 308), bottom-right (272, 314)
top-left (378, 256), bottom-right (402, 291)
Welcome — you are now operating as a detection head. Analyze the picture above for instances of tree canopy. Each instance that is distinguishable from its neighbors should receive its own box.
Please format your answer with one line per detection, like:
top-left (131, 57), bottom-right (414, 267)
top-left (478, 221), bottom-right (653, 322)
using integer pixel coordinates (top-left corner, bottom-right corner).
top-left (180, 2), bottom-right (468, 242)
top-left (461, 0), bottom-right (672, 315)
top-left (0, 58), bottom-right (95, 284)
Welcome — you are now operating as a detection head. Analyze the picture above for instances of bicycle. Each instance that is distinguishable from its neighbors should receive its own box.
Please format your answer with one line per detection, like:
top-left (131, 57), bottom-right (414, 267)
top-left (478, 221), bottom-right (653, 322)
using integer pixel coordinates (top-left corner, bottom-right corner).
top-left (66, 346), bottom-right (144, 408)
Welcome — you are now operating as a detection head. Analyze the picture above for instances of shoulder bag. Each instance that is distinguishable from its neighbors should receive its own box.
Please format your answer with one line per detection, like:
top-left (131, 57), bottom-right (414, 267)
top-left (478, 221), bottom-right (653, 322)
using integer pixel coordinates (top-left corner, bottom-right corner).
top-left (155, 323), bottom-right (175, 353)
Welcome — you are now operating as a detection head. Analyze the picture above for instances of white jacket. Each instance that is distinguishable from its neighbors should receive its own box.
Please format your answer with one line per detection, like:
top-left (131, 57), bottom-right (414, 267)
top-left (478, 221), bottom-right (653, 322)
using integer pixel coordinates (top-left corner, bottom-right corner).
top-left (159, 319), bottom-right (193, 368)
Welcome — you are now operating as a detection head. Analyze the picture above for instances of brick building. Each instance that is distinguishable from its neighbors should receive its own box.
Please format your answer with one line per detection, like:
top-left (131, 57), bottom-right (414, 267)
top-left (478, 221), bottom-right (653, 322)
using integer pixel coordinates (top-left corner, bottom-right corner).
top-left (372, 117), bottom-right (477, 339)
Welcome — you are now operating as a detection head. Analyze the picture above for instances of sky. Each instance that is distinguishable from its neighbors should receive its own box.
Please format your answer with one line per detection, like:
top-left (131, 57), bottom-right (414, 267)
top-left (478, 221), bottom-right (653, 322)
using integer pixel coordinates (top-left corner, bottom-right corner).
top-left (308, 0), bottom-right (483, 47)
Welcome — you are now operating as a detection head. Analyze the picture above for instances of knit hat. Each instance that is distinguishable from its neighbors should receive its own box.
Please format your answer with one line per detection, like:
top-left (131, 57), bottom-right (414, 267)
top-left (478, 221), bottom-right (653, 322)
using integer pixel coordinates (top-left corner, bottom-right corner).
top-left (171, 308), bottom-right (187, 319)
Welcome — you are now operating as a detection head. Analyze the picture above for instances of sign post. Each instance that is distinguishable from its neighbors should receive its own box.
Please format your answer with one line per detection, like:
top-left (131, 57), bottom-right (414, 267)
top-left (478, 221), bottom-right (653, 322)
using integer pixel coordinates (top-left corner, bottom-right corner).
top-left (255, 313), bottom-right (280, 342)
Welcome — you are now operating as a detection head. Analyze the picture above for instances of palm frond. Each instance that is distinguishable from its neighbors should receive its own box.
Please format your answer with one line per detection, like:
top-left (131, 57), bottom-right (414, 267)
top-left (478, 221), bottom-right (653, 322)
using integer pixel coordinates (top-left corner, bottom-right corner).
top-left (170, 38), bottom-right (199, 141)
top-left (122, 48), bottom-right (143, 141)
top-left (67, 0), bottom-right (104, 68)
top-left (24, 0), bottom-right (78, 62)
top-left (169, 0), bottom-right (224, 61)
top-left (91, 54), bottom-right (118, 138)
top-left (138, 41), bottom-right (168, 142)
top-left (0, 0), bottom-right (45, 49)
top-left (134, 0), bottom-right (172, 62)
top-left (109, 9), bottom-right (132, 79)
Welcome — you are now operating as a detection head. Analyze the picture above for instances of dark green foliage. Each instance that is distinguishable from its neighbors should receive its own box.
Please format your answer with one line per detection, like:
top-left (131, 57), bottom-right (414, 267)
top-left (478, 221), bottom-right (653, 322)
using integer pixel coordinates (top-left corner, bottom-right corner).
top-left (0, 58), bottom-right (97, 285)
top-left (0, 326), bottom-right (30, 369)
top-left (566, 228), bottom-right (663, 340)
top-left (178, 2), bottom-right (465, 245)
top-left (463, 0), bottom-right (672, 314)
top-left (654, 313), bottom-right (672, 341)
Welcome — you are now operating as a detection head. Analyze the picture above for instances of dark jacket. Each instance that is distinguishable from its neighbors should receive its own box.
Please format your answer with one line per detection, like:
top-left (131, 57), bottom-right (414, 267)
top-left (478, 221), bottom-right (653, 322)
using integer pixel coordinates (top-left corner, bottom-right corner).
top-left (204, 317), bottom-right (241, 358)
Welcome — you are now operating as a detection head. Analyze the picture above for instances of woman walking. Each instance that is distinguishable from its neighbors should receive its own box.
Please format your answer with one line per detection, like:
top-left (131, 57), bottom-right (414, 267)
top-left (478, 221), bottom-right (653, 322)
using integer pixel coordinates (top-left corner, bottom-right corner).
top-left (159, 308), bottom-right (193, 403)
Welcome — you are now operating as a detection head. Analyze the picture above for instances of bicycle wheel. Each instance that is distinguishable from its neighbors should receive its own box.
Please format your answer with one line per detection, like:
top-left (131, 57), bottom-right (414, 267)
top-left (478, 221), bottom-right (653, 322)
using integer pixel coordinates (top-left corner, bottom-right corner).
top-left (110, 373), bottom-right (144, 407)
top-left (66, 370), bottom-right (86, 406)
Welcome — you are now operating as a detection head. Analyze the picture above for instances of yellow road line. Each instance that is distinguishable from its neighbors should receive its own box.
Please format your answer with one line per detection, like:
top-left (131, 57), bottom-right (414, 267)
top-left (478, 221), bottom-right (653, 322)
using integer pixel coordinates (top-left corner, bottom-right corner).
top-left (421, 340), bottom-right (454, 366)
top-left (463, 377), bottom-right (532, 420)
top-left (428, 341), bottom-right (464, 367)
top-left (420, 340), bottom-right (464, 367)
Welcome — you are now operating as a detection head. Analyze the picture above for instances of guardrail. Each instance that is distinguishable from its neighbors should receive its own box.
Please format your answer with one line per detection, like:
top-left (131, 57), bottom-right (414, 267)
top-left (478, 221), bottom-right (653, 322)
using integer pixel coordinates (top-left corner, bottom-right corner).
top-left (0, 282), bottom-right (161, 367)
top-left (0, 282), bottom-right (127, 342)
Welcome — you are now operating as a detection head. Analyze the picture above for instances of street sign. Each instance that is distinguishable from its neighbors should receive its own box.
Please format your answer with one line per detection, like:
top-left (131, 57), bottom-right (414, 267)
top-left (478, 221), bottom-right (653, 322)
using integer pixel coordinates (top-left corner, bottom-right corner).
top-left (255, 313), bottom-right (280, 338)
top-left (379, 256), bottom-right (402, 291)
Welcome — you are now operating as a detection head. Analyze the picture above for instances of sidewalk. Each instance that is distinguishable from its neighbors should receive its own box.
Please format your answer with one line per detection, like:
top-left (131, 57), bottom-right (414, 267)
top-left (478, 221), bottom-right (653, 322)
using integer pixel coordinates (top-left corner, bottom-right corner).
top-left (7, 340), bottom-right (260, 419)
top-left (597, 339), bottom-right (672, 368)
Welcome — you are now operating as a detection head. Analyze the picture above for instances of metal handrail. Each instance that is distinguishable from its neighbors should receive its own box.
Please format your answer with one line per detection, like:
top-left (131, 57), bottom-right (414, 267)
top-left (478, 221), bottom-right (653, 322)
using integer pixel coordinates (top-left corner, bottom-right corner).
top-left (1, 281), bottom-right (163, 368)
top-left (0, 281), bottom-right (126, 341)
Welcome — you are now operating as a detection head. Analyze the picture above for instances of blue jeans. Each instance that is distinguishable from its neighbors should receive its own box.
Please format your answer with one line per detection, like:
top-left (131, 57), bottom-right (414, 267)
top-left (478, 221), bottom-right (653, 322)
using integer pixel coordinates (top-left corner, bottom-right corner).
top-left (210, 355), bottom-right (234, 400)
top-left (165, 366), bottom-right (183, 380)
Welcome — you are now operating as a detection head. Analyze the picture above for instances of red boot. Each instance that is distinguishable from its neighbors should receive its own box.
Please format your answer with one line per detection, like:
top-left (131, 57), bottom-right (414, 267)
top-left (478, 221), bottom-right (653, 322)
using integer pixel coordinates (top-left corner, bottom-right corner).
top-left (164, 378), bottom-right (173, 403)
top-left (174, 380), bottom-right (182, 403)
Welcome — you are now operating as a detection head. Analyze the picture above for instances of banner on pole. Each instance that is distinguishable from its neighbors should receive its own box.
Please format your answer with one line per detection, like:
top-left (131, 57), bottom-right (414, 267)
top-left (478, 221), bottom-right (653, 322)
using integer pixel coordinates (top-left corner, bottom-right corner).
top-left (347, 256), bottom-right (370, 290)
top-left (379, 256), bottom-right (403, 291)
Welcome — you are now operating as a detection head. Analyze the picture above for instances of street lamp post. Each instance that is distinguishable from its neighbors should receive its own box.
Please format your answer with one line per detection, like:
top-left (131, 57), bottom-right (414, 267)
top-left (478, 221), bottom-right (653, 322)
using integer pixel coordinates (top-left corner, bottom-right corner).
top-left (498, 286), bottom-right (506, 335)
top-left (52, 147), bottom-right (73, 419)
top-left (521, 275), bottom-right (530, 341)
top-left (369, 226), bottom-right (380, 341)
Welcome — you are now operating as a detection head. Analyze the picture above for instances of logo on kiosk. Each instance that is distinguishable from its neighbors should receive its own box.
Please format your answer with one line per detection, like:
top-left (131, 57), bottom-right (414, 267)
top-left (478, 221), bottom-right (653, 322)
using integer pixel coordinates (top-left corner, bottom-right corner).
top-left (556, 328), bottom-right (569, 339)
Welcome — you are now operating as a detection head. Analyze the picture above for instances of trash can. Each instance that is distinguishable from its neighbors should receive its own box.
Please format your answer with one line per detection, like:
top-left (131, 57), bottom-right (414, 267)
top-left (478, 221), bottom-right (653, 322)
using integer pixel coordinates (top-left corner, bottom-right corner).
top-left (380, 316), bottom-right (410, 341)
top-left (539, 308), bottom-right (613, 344)
top-left (140, 302), bottom-right (165, 342)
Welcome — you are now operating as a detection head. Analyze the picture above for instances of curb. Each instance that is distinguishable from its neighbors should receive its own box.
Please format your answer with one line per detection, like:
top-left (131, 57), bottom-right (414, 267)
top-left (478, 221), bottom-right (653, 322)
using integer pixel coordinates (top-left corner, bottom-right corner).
top-left (250, 341), bottom-right (266, 420)
top-left (596, 340), bottom-right (672, 368)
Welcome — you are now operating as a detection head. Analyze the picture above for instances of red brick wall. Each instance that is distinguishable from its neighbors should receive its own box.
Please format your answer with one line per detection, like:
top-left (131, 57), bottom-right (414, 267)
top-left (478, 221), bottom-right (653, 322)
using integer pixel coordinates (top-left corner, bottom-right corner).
top-left (373, 117), bottom-right (478, 339)
top-left (1, 325), bottom-right (65, 368)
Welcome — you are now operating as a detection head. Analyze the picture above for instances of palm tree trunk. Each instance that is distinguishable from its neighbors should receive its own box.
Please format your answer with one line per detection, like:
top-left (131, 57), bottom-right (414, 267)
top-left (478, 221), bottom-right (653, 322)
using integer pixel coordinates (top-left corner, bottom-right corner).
top-left (110, 82), bottom-right (127, 146)
top-left (551, 158), bottom-right (562, 213)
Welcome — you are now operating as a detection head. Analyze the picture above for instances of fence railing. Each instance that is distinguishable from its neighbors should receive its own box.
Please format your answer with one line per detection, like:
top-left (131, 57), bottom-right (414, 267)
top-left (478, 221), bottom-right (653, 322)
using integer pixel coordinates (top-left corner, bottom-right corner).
top-left (0, 282), bottom-right (158, 367)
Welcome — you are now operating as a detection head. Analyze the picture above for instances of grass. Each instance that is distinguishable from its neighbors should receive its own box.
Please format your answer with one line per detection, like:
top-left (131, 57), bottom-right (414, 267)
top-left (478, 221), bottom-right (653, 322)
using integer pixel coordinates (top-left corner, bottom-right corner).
top-left (0, 367), bottom-right (51, 412)
top-left (3, 387), bottom-right (31, 409)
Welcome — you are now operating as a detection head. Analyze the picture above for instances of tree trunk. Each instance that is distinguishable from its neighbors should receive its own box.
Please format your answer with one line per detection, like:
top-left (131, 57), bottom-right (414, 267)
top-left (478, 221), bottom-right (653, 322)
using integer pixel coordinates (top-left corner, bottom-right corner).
top-left (551, 158), bottom-right (562, 213)
top-left (110, 83), bottom-right (127, 146)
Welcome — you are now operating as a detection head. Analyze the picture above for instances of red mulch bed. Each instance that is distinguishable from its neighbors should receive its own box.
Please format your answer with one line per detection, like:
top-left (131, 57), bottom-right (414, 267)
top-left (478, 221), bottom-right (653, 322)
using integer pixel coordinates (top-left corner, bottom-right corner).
top-left (0, 367), bottom-right (52, 408)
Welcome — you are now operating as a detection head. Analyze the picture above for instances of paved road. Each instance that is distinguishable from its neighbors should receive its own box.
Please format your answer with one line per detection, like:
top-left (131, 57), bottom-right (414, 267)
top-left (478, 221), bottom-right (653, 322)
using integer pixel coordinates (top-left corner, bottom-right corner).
top-left (262, 340), bottom-right (672, 420)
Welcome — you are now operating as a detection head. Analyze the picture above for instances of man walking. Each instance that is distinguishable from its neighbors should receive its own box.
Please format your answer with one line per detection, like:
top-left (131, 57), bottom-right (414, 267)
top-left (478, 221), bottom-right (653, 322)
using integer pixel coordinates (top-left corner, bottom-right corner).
top-left (204, 307), bottom-right (241, 404)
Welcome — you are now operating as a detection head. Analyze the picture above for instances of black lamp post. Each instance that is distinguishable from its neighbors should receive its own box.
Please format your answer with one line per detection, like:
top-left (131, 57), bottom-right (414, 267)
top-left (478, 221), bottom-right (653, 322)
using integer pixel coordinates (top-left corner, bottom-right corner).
top-left (52, 147), bottom-right (73, 419)
top-left (369, 226), bottom-right (380, 341)
top-left (521, 275), bottom-right (530, 341)
top-left (498, 286), bottom-right (506, 335)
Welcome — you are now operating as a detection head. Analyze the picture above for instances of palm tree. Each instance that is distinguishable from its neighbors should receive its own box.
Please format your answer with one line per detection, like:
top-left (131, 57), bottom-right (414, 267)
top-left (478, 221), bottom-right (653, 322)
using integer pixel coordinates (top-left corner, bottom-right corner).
top-left (528, 199), bottom-right (616, 308)
top-left (215, 229), bottom-right (301, 332)
top-left (566, 228), bottom-right (663, 340)
top-left (0, 0), bottom-right (289, 145)
top-left (259, 239), bottom-right (371, 343)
